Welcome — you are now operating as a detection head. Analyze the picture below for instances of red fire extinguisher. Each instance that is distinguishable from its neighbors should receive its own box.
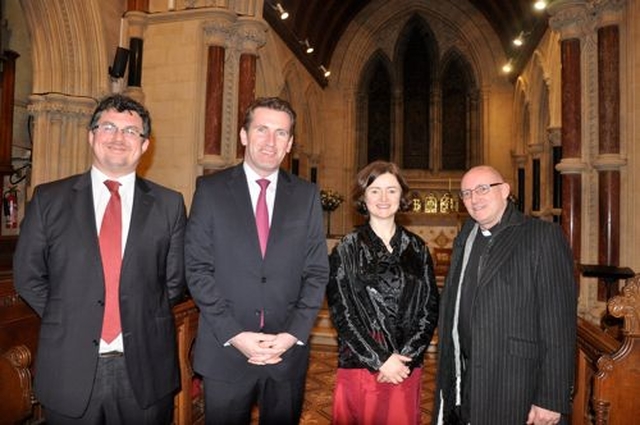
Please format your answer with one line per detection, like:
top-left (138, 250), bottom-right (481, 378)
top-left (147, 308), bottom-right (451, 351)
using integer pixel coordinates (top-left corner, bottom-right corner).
top-left (3, 187), bottom-right (18, 229)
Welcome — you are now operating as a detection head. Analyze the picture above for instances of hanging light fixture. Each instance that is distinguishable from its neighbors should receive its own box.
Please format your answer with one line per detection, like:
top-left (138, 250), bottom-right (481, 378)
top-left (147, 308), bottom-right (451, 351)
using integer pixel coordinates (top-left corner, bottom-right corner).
top-left (274, 3), bottom-right (289, 20)
top-left (320, 65), bottom-right (331, 78)
top-left (512, 31), bottom-right (525, 47)
top-left (502, 59), bottom-right (514, 74)
top-left (301, 39), bottom-right (314, 54)
top-left (533, 0), bottom-right (548, 11)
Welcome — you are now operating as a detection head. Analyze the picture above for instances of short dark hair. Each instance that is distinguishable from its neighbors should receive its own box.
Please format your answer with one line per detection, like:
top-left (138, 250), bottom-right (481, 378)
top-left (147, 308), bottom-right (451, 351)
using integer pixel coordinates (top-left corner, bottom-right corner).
top-left (353, 160), bottom-right (412, 215)
top-left (241, 97), bottom-right (296, 137)
top-left (88, 94), bottom-right (151, 138)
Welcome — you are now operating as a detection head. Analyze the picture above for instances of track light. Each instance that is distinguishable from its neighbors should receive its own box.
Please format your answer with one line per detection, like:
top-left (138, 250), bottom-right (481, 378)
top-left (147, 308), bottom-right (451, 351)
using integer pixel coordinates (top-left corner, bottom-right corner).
top-left (301, 39), bottom-right (314, 54)
top-left (502, 59), bottom-right (514, 74)
top-left (512, 31), bottom-right (525, 47)
top-left (533, 0), bottom-right (548, 11)
top-left (320, 65), bottom-right (330, 78)
top-left (274, 3), bottom-right (289, 20)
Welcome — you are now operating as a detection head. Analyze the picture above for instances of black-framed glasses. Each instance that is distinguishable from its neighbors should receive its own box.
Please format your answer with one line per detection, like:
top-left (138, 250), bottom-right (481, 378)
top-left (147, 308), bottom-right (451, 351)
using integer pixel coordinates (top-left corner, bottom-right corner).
top-left (92, 122), bottom-right (146, 140)
top-left (459, 182), bottom-right (504, 200)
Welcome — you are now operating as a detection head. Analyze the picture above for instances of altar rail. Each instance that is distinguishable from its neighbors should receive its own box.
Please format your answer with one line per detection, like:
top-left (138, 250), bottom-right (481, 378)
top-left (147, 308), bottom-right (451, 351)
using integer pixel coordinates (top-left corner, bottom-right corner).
top-left (573, 274), bottom-right (640, 424)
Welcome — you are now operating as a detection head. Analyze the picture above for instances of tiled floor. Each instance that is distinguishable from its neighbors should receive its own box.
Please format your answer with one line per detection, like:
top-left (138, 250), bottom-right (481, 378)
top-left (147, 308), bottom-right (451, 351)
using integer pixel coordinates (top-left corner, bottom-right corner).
top-left (297, 346), bottom-right (437, 424)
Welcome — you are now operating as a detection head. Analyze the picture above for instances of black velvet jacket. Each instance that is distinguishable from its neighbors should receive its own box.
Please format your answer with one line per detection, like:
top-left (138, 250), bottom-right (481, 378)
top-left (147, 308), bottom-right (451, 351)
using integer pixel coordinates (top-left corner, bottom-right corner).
top-left (327, 223), bottom-right (439, 371)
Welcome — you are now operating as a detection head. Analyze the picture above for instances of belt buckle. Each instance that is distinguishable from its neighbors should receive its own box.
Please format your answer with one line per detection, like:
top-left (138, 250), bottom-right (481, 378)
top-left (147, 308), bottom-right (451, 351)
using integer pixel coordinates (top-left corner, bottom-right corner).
top-left (99, 351), bottom-right (123, 358)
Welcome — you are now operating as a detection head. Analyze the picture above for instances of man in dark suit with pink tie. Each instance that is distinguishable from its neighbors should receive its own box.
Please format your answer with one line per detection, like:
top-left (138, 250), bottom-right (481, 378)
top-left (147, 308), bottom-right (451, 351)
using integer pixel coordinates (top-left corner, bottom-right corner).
top-left (13, 94), bottom-right (186, 424)
top-left (185, 97), bottom-right (329, 424)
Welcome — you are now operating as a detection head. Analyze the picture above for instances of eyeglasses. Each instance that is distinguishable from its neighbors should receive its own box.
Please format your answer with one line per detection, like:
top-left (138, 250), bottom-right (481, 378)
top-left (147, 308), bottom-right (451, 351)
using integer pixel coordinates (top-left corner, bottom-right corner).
top-left (92, 122), bottom-right (146, 140)
top-left (459, 182), bottom-right (504, 200)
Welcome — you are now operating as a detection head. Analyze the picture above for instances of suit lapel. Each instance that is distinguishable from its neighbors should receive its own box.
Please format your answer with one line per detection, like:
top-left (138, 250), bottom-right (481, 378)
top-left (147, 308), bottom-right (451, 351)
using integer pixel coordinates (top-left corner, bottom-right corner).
top-left (269, 170), bottom-right (293, 249)
top-left (478, 226), bottom-right (519, 287)
top-left (227, 165), bottom-right (264, 259)
top-left (122, 177), bottom-right (154, 270)
top-left (72, 173), bottom-right (102, 270)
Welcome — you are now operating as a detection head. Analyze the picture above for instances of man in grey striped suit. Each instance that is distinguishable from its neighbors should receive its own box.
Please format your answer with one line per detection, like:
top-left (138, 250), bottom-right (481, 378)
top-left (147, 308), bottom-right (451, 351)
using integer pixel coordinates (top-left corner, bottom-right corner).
top-left (434, 165), bottom-right (577, 425)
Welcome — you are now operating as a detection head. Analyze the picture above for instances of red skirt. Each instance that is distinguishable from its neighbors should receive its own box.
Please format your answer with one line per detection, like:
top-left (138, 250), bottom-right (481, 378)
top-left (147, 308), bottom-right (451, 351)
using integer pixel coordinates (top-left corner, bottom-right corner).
top-left (331, 367), bottom-right (423, 425)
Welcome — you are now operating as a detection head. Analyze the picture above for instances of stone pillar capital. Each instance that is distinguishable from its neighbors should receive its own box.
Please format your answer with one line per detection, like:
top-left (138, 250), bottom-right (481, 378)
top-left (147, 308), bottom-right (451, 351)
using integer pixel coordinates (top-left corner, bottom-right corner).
top-left (547, 127), bottom-right (562, 147)
top-left (125, 10), bottom-right (148, 39)
top-left (203, 13), bottom-right (236, 46)
top-left (548, 0), bottom-right (591, 40)
top-left (234, 18), bottom-right (268, 55)
top-left (590, 0), bottom-right (627, 28)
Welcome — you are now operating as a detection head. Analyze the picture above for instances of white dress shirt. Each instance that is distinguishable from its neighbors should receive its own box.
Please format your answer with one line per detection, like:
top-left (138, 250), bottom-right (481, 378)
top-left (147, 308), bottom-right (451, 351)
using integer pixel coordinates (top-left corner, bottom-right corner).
top-left (91, 167), bottom-right (135, 353)
top-left (243, 162), bottom-right (278, 224)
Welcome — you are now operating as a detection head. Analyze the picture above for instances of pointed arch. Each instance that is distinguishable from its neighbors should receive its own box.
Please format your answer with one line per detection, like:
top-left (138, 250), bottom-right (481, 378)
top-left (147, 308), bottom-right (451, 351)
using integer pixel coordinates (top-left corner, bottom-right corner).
top-left (440, 48), bottom-right (477, 170)
top-left (356, 50), bottom-right (393, 169)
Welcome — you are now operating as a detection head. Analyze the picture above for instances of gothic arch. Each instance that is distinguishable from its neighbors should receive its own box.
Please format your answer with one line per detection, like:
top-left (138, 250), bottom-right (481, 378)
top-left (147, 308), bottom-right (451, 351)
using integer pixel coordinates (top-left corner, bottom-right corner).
top-left (19, 0), bottom-right (114, 96)
top-left (356, 50), bottom-right (394, 168)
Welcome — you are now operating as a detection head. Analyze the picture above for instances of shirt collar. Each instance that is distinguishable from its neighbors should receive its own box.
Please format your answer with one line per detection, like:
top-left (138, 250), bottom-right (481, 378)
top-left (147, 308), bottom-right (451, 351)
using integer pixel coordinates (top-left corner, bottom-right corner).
top-left (91, 166), bottom-right (136, 188)
top-left (243, 162), bottom-right (279, 187)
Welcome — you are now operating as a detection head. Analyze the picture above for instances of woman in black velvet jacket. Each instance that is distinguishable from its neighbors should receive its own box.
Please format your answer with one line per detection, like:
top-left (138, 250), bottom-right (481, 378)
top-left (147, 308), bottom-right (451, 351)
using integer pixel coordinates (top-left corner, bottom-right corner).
top-left (326, 161), bottom-right (439, 425)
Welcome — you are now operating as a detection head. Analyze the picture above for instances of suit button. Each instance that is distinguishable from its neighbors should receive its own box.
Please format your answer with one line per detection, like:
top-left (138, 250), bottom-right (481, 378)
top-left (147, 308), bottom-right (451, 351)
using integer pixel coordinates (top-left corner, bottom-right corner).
top-left (261, 277), bottom-right (267, 283)
top-left (92, 339), bottom-right (99, 346)
top-left (98, 300), bottom-right (104, 306)
top-left (255, 310), bottom-right (260, 316)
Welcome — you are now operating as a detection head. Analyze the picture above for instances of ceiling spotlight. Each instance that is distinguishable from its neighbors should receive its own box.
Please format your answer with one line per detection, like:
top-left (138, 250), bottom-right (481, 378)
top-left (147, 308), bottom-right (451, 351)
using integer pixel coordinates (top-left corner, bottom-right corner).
top-left (512, 31), bottom-right (525, 47)
top-left (533, 0), bottom-right (548, 11)
top-left (274, 3), bottom-right (289, 20)
top-left (320, 65), bottom-right (331, 78)
top-left (502, 59), bottom-right (514, 74)
top-left (301, 39), bottom-right (314, 54)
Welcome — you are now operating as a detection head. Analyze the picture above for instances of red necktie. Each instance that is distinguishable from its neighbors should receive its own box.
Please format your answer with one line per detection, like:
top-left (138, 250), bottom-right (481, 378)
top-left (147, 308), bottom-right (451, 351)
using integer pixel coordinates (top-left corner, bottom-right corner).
top-left (99, 180), bottom-right (122, 343)
top-left (256, 179), bottom-right (270, 257)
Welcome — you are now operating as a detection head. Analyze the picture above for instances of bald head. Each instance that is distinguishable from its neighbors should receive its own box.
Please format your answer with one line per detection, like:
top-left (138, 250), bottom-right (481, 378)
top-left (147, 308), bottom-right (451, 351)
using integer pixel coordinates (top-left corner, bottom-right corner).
top-left (460, 165), bottom-right (511, 230)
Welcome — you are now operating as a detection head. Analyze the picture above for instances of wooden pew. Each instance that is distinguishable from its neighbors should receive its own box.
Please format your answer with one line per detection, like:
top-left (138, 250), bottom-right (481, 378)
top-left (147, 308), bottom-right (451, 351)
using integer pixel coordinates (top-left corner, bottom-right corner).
top-left (1, 265), bottom-right (203, 424)
top-left (0, 345), bottom-right (34, 424)
top-left (573, 274), bottom-right (640, 424)
top-left (172, 298), bottom-right (204, 425)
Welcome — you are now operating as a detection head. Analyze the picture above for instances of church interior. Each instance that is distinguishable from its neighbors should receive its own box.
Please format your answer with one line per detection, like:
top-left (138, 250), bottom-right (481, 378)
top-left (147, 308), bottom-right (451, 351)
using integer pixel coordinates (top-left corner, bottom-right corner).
top-left (1, 0), bottom-right (640, 423)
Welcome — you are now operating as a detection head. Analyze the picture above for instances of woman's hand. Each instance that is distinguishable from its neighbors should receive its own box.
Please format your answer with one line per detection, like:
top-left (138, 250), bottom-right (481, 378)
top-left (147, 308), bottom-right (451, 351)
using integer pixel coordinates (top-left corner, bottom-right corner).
top-left (377, 353), bottom-right (412, 384)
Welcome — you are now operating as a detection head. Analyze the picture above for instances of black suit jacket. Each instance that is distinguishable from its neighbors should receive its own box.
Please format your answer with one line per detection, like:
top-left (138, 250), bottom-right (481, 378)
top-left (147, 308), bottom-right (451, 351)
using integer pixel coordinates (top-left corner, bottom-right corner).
top-left (13, 171), bottom-right (186, 417)
top-left (185, 164), bottom-right (329, 382)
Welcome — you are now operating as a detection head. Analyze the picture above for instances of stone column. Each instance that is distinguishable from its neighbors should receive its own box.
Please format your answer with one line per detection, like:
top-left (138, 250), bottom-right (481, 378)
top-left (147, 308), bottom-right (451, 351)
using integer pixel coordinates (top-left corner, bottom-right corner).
top-left (202, 17), bottom-right (234, 157)
top-left (548, 1), bottom-right (589, 265)
top-left (234, 19), bottom-right (267, 158)
top-left (127, 0), bottom-right (148, 11)
top-left (27, 94), bottom-right (96, 189)
top-left (0, 51), bottom-right (19, 175)
top-left (548, 127), bottom-right (563, 214)
top-left (594, 2), bottom-right (627, 296)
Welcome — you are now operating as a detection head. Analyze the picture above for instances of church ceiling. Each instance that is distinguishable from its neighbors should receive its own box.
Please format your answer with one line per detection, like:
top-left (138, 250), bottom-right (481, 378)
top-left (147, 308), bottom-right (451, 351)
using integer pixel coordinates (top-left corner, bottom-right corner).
top-left (263, 0), bottom-right (549, 85)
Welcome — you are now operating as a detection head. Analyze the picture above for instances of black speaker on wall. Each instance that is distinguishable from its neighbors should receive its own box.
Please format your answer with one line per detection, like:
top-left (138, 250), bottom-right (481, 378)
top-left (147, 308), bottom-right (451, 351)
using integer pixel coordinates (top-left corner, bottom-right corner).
top-left (109, 47), bottom-right (130, 79)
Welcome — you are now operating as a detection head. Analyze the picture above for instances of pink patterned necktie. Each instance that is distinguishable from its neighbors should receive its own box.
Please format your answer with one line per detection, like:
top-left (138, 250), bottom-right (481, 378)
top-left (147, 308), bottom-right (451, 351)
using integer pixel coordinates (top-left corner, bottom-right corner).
top-left (99, 180), bottom-right (122, 343)
top-left (255, 179), bottom-right (271, 257)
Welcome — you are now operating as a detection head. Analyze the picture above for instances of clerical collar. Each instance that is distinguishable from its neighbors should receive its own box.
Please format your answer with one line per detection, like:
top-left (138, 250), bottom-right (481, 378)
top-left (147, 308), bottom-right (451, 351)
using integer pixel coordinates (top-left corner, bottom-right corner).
top-left (480, 228), bottom-right (492, 237)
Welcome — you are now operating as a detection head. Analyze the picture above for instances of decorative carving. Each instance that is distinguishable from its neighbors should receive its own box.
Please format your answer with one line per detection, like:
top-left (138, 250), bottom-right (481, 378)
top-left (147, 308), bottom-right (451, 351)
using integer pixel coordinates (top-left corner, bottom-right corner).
top-left (203, 16), bottom-right (234, 46)
top-left (547, 127), bottom-right (562, 147)
top-left (548, 2), bottom-right (592, 40)
top-left (0, 345), bottom-right (33, 423)
top-left (608, 274), bottom-right (640, 336)
top-left (234, 18), bottom-right (268, 54)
